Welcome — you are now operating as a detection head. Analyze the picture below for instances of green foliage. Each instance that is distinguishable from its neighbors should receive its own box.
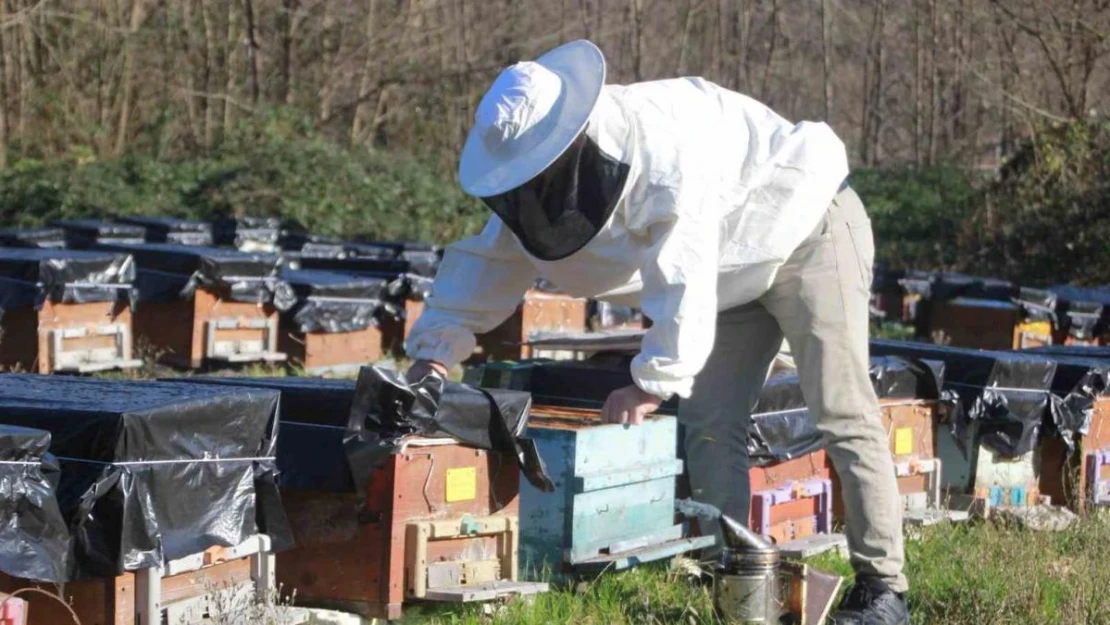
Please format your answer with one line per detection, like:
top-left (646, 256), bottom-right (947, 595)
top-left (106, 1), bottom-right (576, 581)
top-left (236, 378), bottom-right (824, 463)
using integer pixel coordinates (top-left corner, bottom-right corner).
top-left (959, 118), bottom-right (1110, 286)
top-left (850, 165), bottom-right (978, 271)
top-left (0, 109), bottom-right (488, 244)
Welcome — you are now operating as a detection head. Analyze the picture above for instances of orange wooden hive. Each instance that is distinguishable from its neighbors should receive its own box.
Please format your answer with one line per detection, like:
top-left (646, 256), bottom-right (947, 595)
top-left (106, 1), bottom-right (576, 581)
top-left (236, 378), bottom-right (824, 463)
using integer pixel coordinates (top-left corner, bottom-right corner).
top-left (278, 268), bottom-right (398, 373)
top-left (475, 289), bottom-right (587, 362)
top-left (134, 287), bottom-right (285, 369)
top-left (99, 243), bottom-right (292, 369)
top-left (926, 298), bottom-right (1020, 350)
top-left (277, 440), bottom-right (530, 619)
top-left (0, 248), bottom-right (141, 374)
top-left (0, 536), bottom-right (274, 625)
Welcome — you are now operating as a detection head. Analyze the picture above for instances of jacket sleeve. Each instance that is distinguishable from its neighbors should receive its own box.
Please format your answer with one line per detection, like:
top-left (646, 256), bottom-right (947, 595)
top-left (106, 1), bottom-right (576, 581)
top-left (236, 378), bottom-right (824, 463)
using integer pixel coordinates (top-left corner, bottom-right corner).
top-left (629, 184), bottom-right (722, 400)
top-left (405, 216), bottom-right (537, 367)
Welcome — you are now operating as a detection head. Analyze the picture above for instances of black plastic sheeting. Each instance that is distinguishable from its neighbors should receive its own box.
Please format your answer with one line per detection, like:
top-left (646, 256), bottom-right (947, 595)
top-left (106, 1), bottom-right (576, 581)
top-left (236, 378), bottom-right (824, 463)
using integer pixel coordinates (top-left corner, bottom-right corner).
top-left (95, 242), bottom-right (296, 311)
top-left (0, 227), bottom-right (65, 249)
top-left (0, 425), bottom-right (70, 583)
top-left (587, 300), bottom-right (643, 330)
top-left (118, 216), bottom-right (215, 247)
top-left (55, 219), bottom-right (146, 248)
top-left (899, 271), bottom-right (1015, 302)
top-left (283, 253), bottom-right (433, 303)
top-left (746, 355), bottom-right (950, 466)
top-left (173, 370), bottom-right (555, 495)
top-left (870, 339), bottom-right (1056, 458)
top-left (210, 216), bottom-right (282, 250)
top-left (281, 268), bottom-right (391, 333)
top-left (1020, 345), bottom-right (1110, 444)
top-left (1050, 286), bottom-right (1110, 340)
top-left (0, 248), bottom-right (136, 313)
top-left (0, 374), bottom-right (292, 580)
top-left (344, 367), bottom-right (554, 493)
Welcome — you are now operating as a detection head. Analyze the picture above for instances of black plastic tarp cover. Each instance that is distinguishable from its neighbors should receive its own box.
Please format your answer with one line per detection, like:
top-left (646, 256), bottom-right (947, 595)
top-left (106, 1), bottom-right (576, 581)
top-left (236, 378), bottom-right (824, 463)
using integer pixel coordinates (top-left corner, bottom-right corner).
top-left (0, 425), bottom-right (70, 583)
top-left (0, 227), bottom-right (65, 249)
top-left (899, 270), bottom-right (1015, 302)
top-left (96, 242), bottom-right (296, 311)
top-left (1047, 285), bottom-right (1110, 340)
top-left (281, 268), bottom-right (390, 333)
top-left (1017, 345), bottom-right (1110, 444)
top-left (0, 374), bottom-right (292, 580)
top-left (210, 216), bottom-right (282, 248)
top-left (0, 248), bottom-right (136, 312)
top-left (870, 339), bottom-right (1055, 457)
top-left (119, 216), bottom-right (214, 246)
top-left (55, 219), bottom-right (146, 248)
top-left (344, 367), bottom-right (554, 493)
top-left (349, 240), bottom-right (443, 277)
top-left (746, 355), bottom-right (950, 466)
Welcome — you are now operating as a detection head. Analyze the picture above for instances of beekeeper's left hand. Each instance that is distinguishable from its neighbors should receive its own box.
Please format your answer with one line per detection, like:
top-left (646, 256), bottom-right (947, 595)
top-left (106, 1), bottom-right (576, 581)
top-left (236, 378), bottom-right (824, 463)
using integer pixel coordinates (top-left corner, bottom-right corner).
top-left (601, 385), bottom-right (664, 426)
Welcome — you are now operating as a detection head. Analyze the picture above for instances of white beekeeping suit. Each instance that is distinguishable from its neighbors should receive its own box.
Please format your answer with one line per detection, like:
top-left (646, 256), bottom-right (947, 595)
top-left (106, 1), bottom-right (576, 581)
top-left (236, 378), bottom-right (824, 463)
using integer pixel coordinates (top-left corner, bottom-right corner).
top-left (405, 40), bottom-right (847, 401)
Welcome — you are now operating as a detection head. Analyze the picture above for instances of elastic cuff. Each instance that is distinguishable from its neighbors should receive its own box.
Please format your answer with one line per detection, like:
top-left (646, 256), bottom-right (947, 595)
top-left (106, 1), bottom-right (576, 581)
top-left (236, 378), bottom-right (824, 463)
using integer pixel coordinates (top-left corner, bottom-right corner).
top-left (630, 367), bottom-right (691, 400)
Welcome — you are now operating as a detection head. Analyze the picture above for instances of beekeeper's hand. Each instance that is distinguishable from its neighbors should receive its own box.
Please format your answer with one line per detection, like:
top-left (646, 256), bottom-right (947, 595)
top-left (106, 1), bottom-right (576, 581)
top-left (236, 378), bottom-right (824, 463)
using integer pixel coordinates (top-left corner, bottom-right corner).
top-left (601, 385), bottom-right (664, 426)
top-left (406, 359), bottom-right (448, 384)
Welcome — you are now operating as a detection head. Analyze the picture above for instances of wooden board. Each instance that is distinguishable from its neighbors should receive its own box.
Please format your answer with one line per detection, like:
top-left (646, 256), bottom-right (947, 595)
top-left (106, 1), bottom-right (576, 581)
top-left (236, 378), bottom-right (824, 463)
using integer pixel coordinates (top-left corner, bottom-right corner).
top-left (748, 450), bottom-right (831, 493)
top-left (1013, 320), bottom-right (1054, 350)
top-left (275, 443), bottom-right (520, 620)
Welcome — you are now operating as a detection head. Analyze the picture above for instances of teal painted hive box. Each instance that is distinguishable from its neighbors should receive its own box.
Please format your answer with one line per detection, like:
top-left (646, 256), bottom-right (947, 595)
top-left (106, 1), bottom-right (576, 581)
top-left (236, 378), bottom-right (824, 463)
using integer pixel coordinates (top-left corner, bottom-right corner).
top-left (519, 407), bottom-right (713, 577)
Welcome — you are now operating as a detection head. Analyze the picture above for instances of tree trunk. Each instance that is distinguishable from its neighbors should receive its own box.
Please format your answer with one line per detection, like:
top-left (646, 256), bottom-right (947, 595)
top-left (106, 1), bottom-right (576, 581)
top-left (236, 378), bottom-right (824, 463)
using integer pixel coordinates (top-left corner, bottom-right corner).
top-left (351, 0), bottom-right (378, 142)
top-left (243, 0), bottom-right (259, 104)
top-left (278, 0), bottom-right (297, 104)
top-left (677, 0), bottom-right (697, 75)
top-left (821, 0), bottom-right (832, 121)
top-left (913, 0), bottom-right (924, 164)
top-left (182, 0), bottom-right (202, 146)
top-left (115, 0), bottom-right (147, 156)
top-left (630, 0), bottom-right (643, 81)
top-left (201, 0), bottom-right (216, 148)
top-left (759, 0), bottom-right (779, 101)
top-left (224, 0), bottom-right (239, 131)
top-left (0, 0), bottom-right (7, 170)
top-left (17, 0), bottom-right (30, 142)
top-left (716, 0), bottom-right (726, 81)
top-left (928, 0), bottom-right (939, 165)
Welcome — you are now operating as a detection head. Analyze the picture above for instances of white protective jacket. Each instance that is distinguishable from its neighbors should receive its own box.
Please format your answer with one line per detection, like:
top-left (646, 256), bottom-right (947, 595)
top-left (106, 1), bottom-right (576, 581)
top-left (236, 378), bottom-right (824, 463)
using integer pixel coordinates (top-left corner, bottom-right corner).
top-left (405, 77), bottom-right (849, 399)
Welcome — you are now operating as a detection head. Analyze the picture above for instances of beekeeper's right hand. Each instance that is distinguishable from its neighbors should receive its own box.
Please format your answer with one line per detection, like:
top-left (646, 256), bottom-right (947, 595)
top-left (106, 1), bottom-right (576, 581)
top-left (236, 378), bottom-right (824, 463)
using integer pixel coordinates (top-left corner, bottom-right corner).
top-left (406, 359), bottom-right (448, 384)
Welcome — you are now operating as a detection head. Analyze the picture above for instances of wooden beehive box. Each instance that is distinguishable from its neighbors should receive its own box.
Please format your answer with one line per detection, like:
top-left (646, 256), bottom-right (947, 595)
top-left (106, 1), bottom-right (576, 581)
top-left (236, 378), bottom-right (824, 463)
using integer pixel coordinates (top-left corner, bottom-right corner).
top-left (1039, 394), bottom-right (1110, 513)
top-left (0, 248), bottom-right (141, 374)
top-left (518, 406), bottom-right (712, 577)
top-left (0, 299), bottom-right (141, 374)
top-left (927, 298), bottom-right (1020, 350)
top-left (0, 536), bottom-right (276, 625)
top-left (475, 290), bottom-right (588, 362)
top-left (134, 287), bottom-right (284, 369)
top-left (279, 324), bottom-right (384, 373)
top-left (276, 439), bottom-right (532, 620)
top-left (748, 451), bottom-right (833, 545)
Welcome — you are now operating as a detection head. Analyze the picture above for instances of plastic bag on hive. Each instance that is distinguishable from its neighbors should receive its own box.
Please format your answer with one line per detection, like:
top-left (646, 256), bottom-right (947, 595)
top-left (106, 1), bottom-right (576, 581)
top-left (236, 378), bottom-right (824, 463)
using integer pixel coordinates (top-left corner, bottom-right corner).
top-left (0, 248), bottom-right (136, 314)
top-left (0, 424), bottom-right (70, 583)
top-left (344, 366), bottom-right (555, 493)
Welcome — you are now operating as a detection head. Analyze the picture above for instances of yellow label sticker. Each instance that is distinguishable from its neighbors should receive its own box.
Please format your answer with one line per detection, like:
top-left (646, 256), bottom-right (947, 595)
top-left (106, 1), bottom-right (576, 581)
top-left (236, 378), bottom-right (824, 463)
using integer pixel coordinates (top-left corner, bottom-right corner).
top-left (445, 467), bottom-right (477, 503)
top-left (894, 428), bottom-right (914, 456)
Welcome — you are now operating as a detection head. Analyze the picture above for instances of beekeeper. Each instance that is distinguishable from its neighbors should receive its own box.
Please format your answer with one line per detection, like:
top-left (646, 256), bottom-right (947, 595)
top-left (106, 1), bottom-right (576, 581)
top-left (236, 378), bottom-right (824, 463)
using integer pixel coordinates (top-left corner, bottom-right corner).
top-left (404, 40), bottom-right (908, 625)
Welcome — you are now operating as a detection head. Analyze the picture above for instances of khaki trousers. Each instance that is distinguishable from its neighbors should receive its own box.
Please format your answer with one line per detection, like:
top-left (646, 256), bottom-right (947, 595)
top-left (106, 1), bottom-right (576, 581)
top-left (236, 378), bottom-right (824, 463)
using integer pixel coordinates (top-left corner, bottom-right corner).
top-left (678, 187), bottom-right (907, 592)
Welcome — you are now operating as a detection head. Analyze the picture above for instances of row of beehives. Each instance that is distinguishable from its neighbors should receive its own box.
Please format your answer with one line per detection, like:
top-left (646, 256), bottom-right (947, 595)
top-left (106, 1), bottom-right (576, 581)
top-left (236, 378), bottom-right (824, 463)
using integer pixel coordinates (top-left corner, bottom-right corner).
top-left (871, 268), bottom-right (1110, 352)
top-left (473, 339), bottom-right (1110, 548)
top-left (3, 339), bottom-right (1108, 624)
top-left (0, 218), bottom-right (638, 375)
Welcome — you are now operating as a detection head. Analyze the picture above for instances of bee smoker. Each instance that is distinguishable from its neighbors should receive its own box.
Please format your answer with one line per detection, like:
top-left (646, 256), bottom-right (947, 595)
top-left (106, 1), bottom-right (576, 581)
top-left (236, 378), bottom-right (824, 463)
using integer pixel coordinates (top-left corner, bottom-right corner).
top-left (712, 514), bottom-right (843, 625)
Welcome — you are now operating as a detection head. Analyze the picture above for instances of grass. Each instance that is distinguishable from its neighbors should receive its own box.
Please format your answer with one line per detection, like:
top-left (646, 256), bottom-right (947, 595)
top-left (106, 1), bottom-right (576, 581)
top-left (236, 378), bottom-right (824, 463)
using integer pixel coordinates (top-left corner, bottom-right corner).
top-left (398, 515), bottom-right (1110, 625)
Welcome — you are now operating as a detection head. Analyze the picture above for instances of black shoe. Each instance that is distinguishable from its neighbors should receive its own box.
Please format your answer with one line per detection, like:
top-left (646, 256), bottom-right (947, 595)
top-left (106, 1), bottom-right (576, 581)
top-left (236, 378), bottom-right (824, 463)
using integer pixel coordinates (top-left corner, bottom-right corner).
top-left (828, 576), bottom-right (910, 625)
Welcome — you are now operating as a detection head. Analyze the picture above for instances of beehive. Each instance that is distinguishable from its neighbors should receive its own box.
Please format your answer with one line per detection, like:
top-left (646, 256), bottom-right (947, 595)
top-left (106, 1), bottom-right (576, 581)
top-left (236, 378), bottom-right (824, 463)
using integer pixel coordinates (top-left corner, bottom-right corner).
top-left (475, 289), bottom-right (588, 362)
top-left (0, 248), bottom-right (141, 374)
top-left (518, 406), bottom-right (712, 576)
top-left (0, 536), bottom-right (276, 625)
